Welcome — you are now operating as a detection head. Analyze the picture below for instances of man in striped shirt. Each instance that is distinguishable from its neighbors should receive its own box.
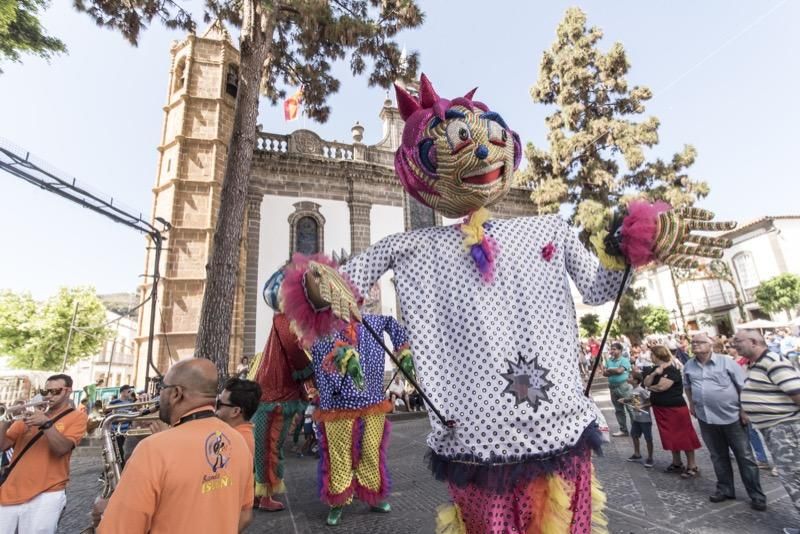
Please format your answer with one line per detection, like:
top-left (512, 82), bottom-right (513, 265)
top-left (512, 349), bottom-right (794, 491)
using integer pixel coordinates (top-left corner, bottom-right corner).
top-left (734, 330), bottom-right (800, 534)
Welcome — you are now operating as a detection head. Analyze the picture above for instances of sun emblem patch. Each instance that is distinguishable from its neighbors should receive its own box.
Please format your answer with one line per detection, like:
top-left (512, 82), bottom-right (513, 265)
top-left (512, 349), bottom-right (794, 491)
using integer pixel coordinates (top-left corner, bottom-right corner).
top-left (501, 353), bottom-right (553, 411)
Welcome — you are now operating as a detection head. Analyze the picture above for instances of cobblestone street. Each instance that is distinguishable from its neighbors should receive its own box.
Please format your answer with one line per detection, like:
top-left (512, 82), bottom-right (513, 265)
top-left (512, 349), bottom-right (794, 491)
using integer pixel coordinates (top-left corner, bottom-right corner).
top-left (59, 382), bottom-right (800, 533)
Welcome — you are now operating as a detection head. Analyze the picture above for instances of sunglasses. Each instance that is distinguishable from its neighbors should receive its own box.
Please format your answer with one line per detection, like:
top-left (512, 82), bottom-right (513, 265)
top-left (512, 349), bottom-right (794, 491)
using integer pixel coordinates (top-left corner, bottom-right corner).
top-left (215, 398), bottom-right (237, 410)
top-left (40, 388), bottom-right (64, 396)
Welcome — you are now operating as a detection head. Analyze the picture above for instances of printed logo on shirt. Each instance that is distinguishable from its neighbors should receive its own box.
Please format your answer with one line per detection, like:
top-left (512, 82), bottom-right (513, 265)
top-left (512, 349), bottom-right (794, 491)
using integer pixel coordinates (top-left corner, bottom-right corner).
top-left (201, 431), bottom-right (234, 494)
top-left (204, 431), bottom-right (232, 472)
top-left (201, 471), bottom-right (232, 494)
top-left (55, 423), bottom-right (65, 432)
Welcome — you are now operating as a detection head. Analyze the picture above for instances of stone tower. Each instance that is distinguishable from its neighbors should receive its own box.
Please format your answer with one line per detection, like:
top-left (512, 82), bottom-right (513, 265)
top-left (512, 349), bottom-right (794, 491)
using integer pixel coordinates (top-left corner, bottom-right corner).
top-left (133, 24), bottom-right (241, 385)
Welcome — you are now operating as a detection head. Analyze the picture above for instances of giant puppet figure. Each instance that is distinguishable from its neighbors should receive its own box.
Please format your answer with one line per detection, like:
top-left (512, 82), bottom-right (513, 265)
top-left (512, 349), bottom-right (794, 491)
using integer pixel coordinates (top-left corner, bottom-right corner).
top-left (281, 254), bottom-right (416, 526)
top-left (281, 75), bottom-right (735, 533)
top-left (249, 268), bottom-right (314, 511)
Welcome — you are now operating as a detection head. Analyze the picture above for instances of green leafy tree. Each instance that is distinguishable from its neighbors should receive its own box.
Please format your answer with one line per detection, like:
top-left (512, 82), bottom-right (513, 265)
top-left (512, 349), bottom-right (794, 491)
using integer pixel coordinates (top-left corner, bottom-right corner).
top-left (0, 0), bottom-right (66, 73)
top-left (641, 306), bottom-right (670, 334)
top-left (516, 7), bottom-right (708, 243)
top-left (73, 0), bottom-right (424, 380)
top-left (754, 273), bottom-right (800, 319)
top-left (598, 319), bottom-right (620, 340)
top-left (616, 287), bottom-right (645, 344)
top-left (579, 313), bottom-right (600, 338)
top-left (0, 287), bottom-right (110, 370)
top-left (0, 290), bottom-right (36, 355)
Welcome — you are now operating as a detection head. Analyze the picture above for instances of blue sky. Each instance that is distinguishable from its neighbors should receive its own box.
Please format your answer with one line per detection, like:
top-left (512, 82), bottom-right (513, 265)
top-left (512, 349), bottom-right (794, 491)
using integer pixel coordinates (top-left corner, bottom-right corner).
top-left (1, 1), bottom-right (798, 298)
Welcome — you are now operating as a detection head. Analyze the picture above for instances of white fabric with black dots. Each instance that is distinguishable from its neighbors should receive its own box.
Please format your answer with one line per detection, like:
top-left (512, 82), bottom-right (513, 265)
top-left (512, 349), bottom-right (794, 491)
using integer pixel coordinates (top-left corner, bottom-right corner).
top-left (342, 215), bottom-right (626, 462)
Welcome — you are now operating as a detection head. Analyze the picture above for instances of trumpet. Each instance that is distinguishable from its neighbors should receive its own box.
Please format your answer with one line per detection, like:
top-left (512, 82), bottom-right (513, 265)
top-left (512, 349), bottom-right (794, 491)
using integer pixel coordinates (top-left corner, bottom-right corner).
top-left (0, 400), bottom-right (49, 421)
top-left (102, 399), bottom-right (159, 415)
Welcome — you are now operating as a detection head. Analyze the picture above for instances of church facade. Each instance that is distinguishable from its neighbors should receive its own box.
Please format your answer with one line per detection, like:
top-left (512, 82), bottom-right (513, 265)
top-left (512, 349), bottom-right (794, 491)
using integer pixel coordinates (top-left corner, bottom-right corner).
top-left (132, 27), bottom-right (536, 386)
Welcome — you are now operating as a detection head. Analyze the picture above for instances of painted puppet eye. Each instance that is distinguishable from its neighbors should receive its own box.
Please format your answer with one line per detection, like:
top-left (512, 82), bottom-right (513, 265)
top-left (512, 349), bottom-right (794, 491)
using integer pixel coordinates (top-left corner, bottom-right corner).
top-left (445, 120), bottom-right (473, 153)
top-left (487, 120), bottom-right (507, 146)
top-left (418, 138), bottom-right (437, 174)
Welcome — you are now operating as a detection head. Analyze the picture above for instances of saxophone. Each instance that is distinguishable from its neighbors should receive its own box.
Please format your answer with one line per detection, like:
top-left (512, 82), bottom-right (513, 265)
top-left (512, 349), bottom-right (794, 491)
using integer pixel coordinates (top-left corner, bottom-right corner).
top-left (80, 402), bottom-right (159, 534)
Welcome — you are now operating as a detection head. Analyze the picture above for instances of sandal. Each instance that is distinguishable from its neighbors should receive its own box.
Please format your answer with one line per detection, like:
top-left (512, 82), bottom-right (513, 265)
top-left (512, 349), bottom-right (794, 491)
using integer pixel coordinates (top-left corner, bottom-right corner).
top-left (681, 466), bottom-right (700, 479)
top-left (664, 463), bottom-right (684, 474)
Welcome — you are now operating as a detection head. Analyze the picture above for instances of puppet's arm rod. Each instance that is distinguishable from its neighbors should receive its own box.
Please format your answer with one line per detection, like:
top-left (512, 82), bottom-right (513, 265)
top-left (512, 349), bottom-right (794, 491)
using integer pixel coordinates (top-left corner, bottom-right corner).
top-left (360, 320), bottom-right (456, 429)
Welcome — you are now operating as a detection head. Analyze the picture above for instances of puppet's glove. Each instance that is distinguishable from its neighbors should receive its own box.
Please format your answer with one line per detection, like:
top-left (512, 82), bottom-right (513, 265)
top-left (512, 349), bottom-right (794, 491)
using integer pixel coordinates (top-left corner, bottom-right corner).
top-left (306, 261), bottom-right (361, 322)
top-left (397, 347), bottom-right (416, 382)
top-left (620, 201), bottom-right (736, 269)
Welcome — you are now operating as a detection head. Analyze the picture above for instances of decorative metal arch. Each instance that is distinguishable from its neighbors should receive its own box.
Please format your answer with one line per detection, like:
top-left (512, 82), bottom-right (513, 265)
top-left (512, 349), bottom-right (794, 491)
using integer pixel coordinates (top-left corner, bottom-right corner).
top-left (670, 260), bottom-right (746, 329)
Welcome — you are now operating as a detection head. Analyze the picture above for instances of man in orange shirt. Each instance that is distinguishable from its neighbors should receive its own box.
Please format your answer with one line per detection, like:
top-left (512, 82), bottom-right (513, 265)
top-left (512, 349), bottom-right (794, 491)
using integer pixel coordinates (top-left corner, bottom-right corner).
top-left (215, 378), bottom-right (261, 457)
top-left (94, 359), bottom-right (254, 533)
top-left (0, 373), bottom-right (87, 534)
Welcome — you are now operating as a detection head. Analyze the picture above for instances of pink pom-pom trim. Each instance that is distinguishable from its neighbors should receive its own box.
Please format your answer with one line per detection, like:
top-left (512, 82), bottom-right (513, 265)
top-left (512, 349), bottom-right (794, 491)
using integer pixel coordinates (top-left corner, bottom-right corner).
top-left (279, 253), bottom-right (362, 348)
top-left (620, 200), bottom-right (671, 267)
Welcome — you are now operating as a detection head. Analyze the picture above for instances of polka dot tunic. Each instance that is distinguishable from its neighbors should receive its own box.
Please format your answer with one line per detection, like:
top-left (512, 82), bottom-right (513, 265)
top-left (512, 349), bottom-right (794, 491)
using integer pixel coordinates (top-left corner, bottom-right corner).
top-left (311, 314), bottom-right (409, 411)
top-left (342, 215), bottom-right (626, 464)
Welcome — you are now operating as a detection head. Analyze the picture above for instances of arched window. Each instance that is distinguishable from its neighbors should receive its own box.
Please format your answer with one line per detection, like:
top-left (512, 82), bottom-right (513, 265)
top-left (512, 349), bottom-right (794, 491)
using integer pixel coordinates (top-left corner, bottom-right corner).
top-left (295, 217), bottom-right (319, 255)
top-left (288, 202), bottom-right (325, 257)
top-left (733, 252), bottom-right (759, 290)
top-left (173, 57), bottom-right (187, 93)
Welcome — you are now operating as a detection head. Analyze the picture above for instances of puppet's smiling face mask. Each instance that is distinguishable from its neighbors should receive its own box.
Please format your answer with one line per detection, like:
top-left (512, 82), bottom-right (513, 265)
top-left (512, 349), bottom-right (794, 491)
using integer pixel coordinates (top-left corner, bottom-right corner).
top-left (394, 75), bottom-right (522, 218)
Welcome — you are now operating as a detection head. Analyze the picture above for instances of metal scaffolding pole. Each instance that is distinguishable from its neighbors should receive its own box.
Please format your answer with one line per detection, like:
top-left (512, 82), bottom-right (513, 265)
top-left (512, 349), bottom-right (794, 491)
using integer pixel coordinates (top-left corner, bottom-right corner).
top-left (0, 137), bottom-right (171, 387)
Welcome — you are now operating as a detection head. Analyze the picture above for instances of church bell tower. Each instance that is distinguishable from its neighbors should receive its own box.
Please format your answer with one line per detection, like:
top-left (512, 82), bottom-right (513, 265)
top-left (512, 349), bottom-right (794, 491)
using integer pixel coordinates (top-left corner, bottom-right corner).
top-left (133, 24), bottom-right (244, 385)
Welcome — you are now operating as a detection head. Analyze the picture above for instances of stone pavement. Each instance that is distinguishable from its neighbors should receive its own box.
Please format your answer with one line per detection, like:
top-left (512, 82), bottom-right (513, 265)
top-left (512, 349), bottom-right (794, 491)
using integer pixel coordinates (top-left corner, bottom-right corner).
top-left (58, 384), bottom-right (800, 533)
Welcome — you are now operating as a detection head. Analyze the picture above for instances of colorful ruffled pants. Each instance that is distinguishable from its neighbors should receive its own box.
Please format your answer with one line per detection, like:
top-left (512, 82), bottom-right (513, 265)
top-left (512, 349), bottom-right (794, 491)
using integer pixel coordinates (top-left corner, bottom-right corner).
top-left (317, 405), bottom-right (392, 507)
top-left (435, 447), bottom-right (607, 534)
top-left (252, 400), bottom-right (306, 497)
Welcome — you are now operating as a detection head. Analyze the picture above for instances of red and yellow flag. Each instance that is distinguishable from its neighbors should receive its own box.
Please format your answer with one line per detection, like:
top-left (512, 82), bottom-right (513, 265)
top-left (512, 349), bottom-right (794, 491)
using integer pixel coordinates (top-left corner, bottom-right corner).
top-left (283, 87), bottom-right (303, 121)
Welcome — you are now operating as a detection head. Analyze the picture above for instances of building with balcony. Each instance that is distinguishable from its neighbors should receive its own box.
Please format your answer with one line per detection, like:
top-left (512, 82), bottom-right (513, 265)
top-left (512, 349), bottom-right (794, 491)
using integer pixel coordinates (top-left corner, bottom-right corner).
top-left (632, 216), bottom-right (800, 336)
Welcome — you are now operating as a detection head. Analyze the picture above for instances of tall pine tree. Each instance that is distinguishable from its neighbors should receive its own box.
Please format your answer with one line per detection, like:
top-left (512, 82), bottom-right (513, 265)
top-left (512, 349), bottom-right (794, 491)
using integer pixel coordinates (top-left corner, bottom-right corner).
top-left (517, 7), bottom-right (707, 244)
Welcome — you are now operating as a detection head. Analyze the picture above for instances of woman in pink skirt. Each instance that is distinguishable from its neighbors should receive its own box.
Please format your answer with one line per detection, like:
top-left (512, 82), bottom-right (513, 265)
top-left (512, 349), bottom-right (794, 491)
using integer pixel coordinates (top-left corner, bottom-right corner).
top-left (643, 344), bottom-right (702, 478)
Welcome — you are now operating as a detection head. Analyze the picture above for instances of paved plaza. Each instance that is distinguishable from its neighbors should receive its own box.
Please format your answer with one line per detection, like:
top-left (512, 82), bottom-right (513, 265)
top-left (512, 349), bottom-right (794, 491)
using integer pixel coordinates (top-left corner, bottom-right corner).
top-left (59, 381), bottom-right (799, 533)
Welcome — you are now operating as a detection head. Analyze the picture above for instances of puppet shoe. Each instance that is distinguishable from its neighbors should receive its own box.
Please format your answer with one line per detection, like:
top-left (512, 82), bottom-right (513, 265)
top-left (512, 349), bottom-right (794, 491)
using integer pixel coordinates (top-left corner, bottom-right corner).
top-left (370, 502), bottom-right (391, 513)
top-left (327, 506), bottom-right (344, 526)
top-left (258, 497), bottom-right (285, 512)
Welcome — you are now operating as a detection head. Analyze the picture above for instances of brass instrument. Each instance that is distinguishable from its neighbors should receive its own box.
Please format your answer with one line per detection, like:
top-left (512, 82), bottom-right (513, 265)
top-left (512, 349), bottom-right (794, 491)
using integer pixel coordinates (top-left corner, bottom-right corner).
top-left (80, 401), bottom-right (159, 534)
top-left (0, 400), bottom-right (49, 421)
top-left (102, 399), bottom-right (160, 414)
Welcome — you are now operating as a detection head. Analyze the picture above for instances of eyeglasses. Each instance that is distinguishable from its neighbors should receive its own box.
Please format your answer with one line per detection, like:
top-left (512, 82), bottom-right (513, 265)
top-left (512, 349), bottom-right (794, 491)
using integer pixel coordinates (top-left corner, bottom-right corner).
top-left (690, 341), bottom-right (710, 345)
top-left (215, 398), bottom-right (237, 410)
top-left (40, 388), bottom-right (64, 397)
top-left (160, 382), bottom-right (180, 391)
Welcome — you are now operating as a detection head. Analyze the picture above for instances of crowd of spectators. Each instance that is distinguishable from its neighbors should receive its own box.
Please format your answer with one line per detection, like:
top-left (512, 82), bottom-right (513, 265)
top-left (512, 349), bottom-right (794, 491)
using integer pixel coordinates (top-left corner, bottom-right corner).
top-left (583, 327), bottom-right (800, 533)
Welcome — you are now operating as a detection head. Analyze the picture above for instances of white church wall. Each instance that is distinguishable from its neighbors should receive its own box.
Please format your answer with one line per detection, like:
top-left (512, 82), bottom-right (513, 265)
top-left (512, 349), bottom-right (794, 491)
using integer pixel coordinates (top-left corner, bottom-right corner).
top-left (370, 205), bottom-right (405, 318)
top-left (775, 220), bottom-right (800, 275)
top-left (254, 195), bottom-right (350, 353)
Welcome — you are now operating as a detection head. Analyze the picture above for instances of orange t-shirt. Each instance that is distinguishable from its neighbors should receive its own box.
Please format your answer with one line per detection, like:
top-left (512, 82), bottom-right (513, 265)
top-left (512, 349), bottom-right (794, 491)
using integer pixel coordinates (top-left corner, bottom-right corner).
top-left (0, 407), bottom-right (87, 505)
top-left (235, 422), bottom-right (255, 458)
top-left (98, 407), bottom-right (254, 534)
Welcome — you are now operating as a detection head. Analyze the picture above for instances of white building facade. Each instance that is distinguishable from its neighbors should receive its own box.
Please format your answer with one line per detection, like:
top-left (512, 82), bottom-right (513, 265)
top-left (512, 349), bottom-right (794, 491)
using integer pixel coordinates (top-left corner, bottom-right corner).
top-left (631, 216), bottom-right (800, 336)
